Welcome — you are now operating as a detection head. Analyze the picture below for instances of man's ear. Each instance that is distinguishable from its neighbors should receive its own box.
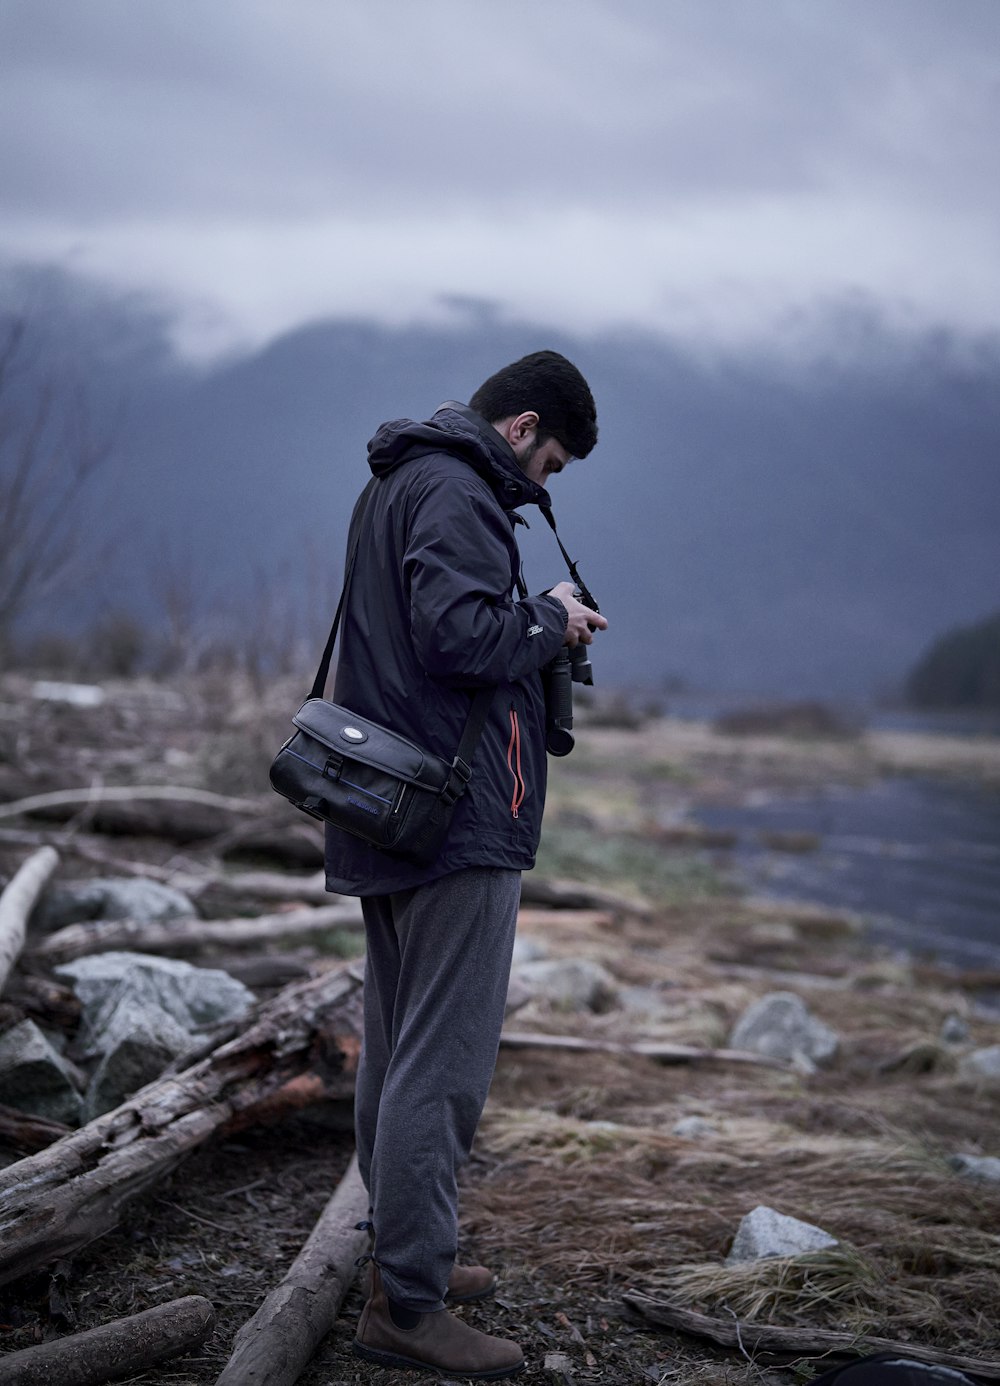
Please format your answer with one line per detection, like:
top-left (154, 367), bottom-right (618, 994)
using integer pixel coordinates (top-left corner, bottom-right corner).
top-left (507, 411), bottom-right (539, 447)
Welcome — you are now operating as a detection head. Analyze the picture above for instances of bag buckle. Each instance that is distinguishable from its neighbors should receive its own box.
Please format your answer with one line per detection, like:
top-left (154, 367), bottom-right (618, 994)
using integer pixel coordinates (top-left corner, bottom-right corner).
top-left (323, 752), bottom-right (345, 781)
top-left (441, 755), bottom-right (472, 806)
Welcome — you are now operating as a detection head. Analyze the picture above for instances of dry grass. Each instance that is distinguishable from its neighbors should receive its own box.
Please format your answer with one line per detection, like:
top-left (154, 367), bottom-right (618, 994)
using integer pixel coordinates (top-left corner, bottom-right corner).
top-left (3, 676), bottom-right (999, 1382)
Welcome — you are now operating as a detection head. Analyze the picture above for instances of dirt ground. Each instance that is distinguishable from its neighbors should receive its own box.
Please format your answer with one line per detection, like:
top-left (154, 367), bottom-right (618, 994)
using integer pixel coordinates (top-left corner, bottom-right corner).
top-left (1, 676), bottom-right (999, 1384)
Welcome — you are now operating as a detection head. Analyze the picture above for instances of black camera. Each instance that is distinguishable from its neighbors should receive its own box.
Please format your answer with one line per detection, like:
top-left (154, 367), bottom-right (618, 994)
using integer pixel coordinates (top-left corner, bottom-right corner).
top-left (543, 584), bottom-right (599, 758)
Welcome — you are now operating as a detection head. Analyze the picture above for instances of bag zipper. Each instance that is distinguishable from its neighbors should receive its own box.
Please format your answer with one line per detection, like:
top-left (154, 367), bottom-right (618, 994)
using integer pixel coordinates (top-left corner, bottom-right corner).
top-left (506, 705), bottom-right (525, 819)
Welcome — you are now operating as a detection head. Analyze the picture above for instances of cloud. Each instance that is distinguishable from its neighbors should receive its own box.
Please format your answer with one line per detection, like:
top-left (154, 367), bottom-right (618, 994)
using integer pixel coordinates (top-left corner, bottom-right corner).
top-left (1, 0), bottom-right (997, 355)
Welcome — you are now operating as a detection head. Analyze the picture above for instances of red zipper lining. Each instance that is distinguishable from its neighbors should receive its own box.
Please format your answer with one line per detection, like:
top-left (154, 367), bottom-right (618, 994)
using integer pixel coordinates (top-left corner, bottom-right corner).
top-left (506, 707), bottom-right (525, 819)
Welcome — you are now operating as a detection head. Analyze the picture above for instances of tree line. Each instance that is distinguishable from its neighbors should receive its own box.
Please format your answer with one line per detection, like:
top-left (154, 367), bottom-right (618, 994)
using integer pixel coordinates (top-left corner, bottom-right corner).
top-left (906, 610), bottom-right (1000, 709)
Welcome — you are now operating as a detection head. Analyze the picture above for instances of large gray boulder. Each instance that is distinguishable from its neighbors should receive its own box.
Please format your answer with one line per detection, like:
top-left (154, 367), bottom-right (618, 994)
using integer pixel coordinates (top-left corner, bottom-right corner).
top-left (726, 1205), bottom-right (838, 1264)
top-left (0, 1020), bottom-right (82, 1125)
top-left (55, 951), bottom-right (256, 1039)
top-left (728, 992), bottom-right (839, 1067)
top-left (35, 877), bottom-right (197, 931)
top-left (510, 958), bottom-right (617, 1013)
top-left (83, 992), bottom-right (193, 1120)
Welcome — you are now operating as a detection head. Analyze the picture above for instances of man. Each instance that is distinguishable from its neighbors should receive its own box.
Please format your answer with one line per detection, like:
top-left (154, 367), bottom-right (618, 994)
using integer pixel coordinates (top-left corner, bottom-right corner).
top-left (327, 350), bottom-right (607, 1379)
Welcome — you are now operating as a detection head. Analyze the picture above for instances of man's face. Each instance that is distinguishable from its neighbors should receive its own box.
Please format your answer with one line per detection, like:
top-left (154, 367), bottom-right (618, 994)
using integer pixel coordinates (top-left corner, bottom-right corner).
top-left (513, 431), bottom-right (573, 486)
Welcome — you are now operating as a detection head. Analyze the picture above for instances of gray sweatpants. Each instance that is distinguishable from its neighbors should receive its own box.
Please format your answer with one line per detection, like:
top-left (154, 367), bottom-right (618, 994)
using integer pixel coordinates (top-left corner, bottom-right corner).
top-left (355, 866), bottom-right (521, 1312)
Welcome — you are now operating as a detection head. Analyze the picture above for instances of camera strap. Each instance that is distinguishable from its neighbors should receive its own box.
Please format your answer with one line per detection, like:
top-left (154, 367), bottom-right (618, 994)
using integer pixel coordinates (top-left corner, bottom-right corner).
top-left (538, 504), bottom-right (600, 612)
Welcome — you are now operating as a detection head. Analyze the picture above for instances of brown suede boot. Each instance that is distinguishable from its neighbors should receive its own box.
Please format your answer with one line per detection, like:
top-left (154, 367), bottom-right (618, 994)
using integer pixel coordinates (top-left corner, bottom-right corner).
top-left (446, 1262), bottom-right (496, 1303)
top-left (355, 1267), bottom-right (523, 1379)
top-left (362, 1256), bottom-right (496, 1303)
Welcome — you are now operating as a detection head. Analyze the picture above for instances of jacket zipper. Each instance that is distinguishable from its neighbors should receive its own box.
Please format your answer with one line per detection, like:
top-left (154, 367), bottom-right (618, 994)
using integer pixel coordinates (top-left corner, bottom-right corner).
top-left (506, 705), bottom-right (525, 819)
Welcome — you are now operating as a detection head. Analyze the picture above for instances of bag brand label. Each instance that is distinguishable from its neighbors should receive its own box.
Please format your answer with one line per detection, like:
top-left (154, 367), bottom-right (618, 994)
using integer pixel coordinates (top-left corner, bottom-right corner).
top-left (341, 726), bottom-right (368, 743)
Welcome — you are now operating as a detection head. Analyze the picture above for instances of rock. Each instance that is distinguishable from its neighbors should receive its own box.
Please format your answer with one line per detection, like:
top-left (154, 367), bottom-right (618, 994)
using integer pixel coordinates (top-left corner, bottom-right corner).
top-left (726, 1205), bottom-right (838, 1264)
top-left (672, 1116), bottom-right (717, 1140)
top-left (55, 951), bottom-right (255, 1037)
top-left (35, 877), bottom-right (197, 931)
top-left (90, 971), bottom-right (195, 1051)
top-left (618, 985), bottom-right (669, 1019)
top-left (31, 680), bottom-right (106, 708)
top-left (543, 1352), bottom-right (574, 1380)
top-left (949, 1153), bottom-right (1000, 1183)
top-left (511, 936), bottom-right (547, 966)
top-left (504, 975), bottom-right (534, 1016)
top-left (0, 1019), bottom-right (82, 1125)
top-left (940, 1013), bottom-right (969, 1045)
top-left (728, 992), bottom-right (839, 1066)
top-left (83, 994), bottom-right (193, 1119)
top-left (958, 1045), bottom-right (1000, 1081)
top-left (510, 958), bottom-right (617, 1013)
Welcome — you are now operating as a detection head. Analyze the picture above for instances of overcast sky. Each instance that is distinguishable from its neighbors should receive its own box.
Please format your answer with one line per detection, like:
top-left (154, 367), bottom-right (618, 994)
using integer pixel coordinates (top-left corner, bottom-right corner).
top-left (1, 0), bottom-right (997, 359)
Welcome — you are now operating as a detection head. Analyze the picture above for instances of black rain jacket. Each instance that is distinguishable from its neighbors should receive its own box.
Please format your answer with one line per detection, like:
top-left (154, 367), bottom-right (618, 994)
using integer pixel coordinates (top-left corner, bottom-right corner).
top-left (323, 403), bottom-right (569, 896)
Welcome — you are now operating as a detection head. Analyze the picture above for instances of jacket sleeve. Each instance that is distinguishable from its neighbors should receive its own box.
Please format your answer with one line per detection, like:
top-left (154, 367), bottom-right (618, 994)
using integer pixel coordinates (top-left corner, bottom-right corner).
top-left (403, 473), bottom-right (568, 685)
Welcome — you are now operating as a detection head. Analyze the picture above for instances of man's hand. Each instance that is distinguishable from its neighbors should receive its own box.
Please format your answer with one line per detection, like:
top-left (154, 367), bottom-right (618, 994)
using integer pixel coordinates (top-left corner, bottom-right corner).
top-left (548, 581), bottom-right (610, 647)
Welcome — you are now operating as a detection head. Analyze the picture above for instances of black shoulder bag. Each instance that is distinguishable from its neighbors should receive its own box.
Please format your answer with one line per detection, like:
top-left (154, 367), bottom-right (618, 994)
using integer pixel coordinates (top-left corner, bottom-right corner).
top-left (268, 480), bottom-right (494, 866)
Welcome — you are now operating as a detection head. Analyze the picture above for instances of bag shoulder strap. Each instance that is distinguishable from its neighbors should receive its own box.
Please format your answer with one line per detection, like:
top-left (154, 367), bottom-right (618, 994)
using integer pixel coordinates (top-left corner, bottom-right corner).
top-left (309, 478), bottom-right (378, 701)
top-left (307, 476), bottom-right (495, 785)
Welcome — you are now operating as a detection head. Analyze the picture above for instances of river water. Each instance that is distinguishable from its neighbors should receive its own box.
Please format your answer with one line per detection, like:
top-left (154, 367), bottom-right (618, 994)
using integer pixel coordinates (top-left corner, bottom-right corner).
top-left (692, 775), bottom-right (1000, 969)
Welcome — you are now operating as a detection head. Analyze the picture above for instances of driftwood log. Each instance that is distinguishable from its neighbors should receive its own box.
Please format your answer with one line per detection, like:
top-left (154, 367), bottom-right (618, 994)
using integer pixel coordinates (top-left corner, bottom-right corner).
top-left (0, 1294), bottom-right (215, 1386)
top-left (0, 1102), bottom-right (72, 1154)
top-left (0, 787), bottom-right (258, 842)
top-left (215, 1153), bottom-right (369, 1386)
top-left (0, 786), bottom-right (260, 822)
top-left (216, 954), bottom-right (315, 989)
top-left (31, 902), bottom-right (364, 965)
top-left (0, 846), bottom-right (59, 993)
top-left (516, 908), bottom-right (613, 931)
top-left (500, 1030), bottom-right (792, 1070)
top-left (0, 964), bottom-right (364, 1288)
top-left (0, 832), bottom-right (334, 910)
top-left (519, 876), bottom-right (652, 915)
top-left (31, 902), bottom-right (626, 966)
top-left (0, 972), bottom-right (80, 1031)
top-left (623, 1294), bottom-right (1000, 1381)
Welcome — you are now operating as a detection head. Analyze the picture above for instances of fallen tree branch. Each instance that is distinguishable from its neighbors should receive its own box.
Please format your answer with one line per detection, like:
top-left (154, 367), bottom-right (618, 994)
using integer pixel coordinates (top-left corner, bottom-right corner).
top-left (1, 972), bottom-right (81, 1031)
top-left (520, 876), bottom-right (652, 916)
top-left (0, 830), bottom-right (336, 910)
top-left (623, 1294), bottom-right (1000, 1381)
top-left (0, 846), bottom-right (59, 993)
top-left (0, 1102), bottom-right (72, 1154)
top-left (0, 1294), bottom-right (215, 1386)
top-left (0, 785), bottom-right (261, 821)
top-left (0, 964), bottom-right (363, 1288)
top-left (500, 1030), bottom-right (792, 1070)
top-left (215, 954), bottom-right (315, 990)
top-left (0, 787), bottom-right (264, 844)
top-left (191, 868), bottom-right (330, 909)
top-left (31, 902), bottom-right (364, 964)
top-left (215, 1152), bottom-right (369, 1385)
top-left (516, 908), bottom-right (613, 932)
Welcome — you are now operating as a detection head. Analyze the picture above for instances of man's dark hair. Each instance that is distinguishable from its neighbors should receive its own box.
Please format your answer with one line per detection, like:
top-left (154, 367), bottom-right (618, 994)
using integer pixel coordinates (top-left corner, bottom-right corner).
top-left (469, 350), bottom-right (598, 459)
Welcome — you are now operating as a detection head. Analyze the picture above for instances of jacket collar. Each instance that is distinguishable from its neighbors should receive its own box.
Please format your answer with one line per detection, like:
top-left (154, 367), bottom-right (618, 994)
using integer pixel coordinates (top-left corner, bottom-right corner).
top-left (432, 402), bottom-right (552, 511)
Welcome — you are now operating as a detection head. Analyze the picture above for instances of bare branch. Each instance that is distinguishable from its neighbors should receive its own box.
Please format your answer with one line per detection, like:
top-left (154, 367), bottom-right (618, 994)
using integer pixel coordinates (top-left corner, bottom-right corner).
top-left (0, 320), bottom-right (116, 648)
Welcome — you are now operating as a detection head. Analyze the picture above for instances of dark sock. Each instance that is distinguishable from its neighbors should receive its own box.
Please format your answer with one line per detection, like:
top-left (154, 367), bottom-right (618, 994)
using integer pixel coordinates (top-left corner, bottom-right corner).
top-left (387, 1297), bottom-right (422, 1331)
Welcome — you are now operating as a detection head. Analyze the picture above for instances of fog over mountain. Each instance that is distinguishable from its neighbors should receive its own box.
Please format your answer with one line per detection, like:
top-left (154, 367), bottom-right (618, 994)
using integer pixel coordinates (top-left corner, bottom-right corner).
top-left (6, 266), bottom-right (998, 700)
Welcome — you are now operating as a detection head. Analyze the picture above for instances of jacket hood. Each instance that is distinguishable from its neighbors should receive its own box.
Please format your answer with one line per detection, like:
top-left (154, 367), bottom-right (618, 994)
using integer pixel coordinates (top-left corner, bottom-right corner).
top-left (367, 402), bottom-right (551, 511)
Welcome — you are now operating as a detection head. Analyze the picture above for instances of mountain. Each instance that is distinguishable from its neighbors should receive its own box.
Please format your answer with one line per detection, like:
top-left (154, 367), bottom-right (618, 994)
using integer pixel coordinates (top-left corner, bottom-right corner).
top-left (4, 266), bottom-right (998, 699)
